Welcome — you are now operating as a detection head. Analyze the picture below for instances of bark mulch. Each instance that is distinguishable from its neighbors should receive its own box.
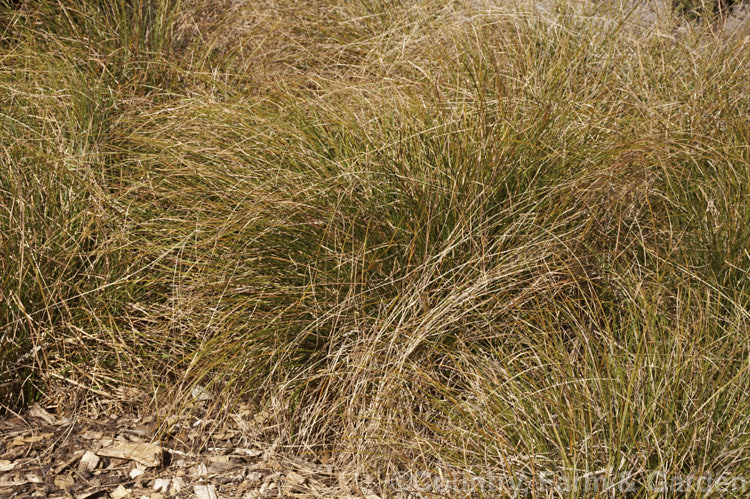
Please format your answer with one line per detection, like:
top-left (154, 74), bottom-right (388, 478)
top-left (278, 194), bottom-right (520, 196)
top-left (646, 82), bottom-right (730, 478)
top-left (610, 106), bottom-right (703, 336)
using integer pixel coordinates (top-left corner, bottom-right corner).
top-left (0, 402), bottom-right (380, 499)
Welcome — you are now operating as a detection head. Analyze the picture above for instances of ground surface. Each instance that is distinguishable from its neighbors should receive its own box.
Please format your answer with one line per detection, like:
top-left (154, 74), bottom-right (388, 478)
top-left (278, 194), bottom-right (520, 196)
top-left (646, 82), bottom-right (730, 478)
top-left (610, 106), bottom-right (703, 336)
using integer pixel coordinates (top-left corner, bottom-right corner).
top-left (0, 403), bottom-right (379, 499)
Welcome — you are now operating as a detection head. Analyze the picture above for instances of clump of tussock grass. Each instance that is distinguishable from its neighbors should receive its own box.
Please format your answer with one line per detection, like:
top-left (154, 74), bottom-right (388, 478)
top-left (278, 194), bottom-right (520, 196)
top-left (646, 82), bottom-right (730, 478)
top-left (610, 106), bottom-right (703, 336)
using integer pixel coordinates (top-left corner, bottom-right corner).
top-left (3, 0), bottom-right (750, 496)
top-left (0, 0), bottom-right (206, 411)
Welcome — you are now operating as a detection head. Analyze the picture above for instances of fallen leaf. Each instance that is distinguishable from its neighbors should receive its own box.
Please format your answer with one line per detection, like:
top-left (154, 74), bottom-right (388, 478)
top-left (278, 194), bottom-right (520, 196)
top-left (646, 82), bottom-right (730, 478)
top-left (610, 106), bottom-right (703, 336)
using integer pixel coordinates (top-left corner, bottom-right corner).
top-left (286, 471), bottom-right (306, 486)
top-left (0, 460), bottom-right (15, 472)
top-left (191, 384), bottom-right (214, 402)
top-left (318, 451), bottom-right (332, 465)
top-left (211, 429), bottom-right (236, 440)
top-left (96, 441), bottom-right (162, 467)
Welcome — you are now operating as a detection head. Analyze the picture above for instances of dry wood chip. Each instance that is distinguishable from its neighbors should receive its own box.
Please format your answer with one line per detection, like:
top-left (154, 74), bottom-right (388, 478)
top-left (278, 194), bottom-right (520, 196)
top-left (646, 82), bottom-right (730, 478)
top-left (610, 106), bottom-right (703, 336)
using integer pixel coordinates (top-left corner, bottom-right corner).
top-left (152, 478), bottom-right (170, 493)
top-left (258, 479), bottom-right (276, 495)
top-left (129, 468), bottom-right (145, 480)
top-left (9, 432), bottom-right (53, 447)
top-left (190, 463), bottom-right (208, 478)
top-left (207, 460), bottom-right (239, 474)
top-left (360, 487), bottom-right (381, 499)
top-left (81, 430), bottom-right (103, 440)
top-left (126, 434), bottom-right (145, 443)
top-left (229, 413), bottom-right (252, 433)
top-left (130, 487), bottom-right (153, 497)
top-left (169, 476), bottom-right (186, 495)
top-left (194, 483), bottom-right (218, 499)
top-left (77, 451), bottom-right (100, 473)
top-left (246, 471), bottom-right (263, 484)
top-left (211, 429), bottom-right (237, 440)
top-left (233, 447), bottom-right (263, 458)
top-left (96, 440), bottom-right (162, 468)
top-left (0, 479), bottom-right (29, 487)
top-left (262, 441), bottom-right (278, 461)
top-left (25, 472), bottom-right (43, 483)
top-left (54, 450), bottom-right (86, 474)
top-left (53, 474), bottom-right (75, 490)
top-left (265, 459), bottom-right (282, 472)
top-left (110, 484), bottom-right (131, 499)
top-left (75, 489), bottom-right (107, 499)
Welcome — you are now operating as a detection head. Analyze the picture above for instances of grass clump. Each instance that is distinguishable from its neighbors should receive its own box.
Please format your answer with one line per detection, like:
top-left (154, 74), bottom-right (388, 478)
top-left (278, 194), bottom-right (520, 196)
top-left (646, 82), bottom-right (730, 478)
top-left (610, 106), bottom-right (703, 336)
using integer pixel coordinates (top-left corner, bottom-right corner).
top-left (2, 0), bottom-right (750, 495)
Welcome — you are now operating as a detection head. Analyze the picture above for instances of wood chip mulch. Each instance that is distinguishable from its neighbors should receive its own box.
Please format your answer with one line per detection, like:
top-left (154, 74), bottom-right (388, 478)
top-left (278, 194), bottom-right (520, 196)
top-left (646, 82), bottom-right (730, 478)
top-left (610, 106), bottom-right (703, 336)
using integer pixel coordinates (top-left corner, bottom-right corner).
top-left (0, 403), bottom-right (378, 499)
